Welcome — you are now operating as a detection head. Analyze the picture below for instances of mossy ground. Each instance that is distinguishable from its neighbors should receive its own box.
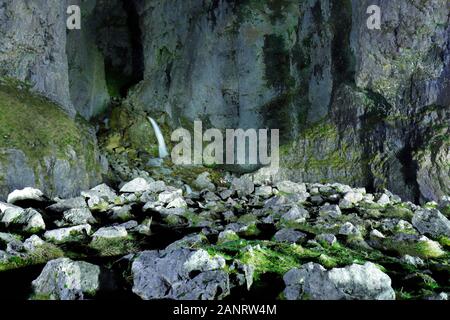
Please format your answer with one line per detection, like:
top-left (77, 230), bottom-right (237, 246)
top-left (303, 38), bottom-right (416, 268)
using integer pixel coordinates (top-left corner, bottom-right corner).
top-left (0, 243), bottom-right (64, 272)
top-left (89, 236), bottom-right (141, 257)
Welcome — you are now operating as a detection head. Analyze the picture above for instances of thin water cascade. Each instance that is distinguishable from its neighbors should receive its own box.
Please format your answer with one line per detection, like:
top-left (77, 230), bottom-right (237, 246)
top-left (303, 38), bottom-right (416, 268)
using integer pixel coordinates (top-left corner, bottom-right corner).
top-left (148, 117), bottom-right (169, 158)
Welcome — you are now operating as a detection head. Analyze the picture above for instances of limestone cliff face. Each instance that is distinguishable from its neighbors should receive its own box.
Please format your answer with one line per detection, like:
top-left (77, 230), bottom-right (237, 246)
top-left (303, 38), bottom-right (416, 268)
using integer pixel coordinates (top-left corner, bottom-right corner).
top-left (0, 0), bottom-right (109, 200)
top-left (0, 0), bottom-right (448, 203)
top-left (0, 0), bottom-right (74, 117)
top-left (129, 0), bottom-right (449, 202)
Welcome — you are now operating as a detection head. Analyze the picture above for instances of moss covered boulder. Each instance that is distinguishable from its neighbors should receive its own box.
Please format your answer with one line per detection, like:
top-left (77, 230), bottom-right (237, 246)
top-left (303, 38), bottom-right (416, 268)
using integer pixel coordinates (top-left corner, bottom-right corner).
top-left (0, 79), bottom-right (106, 200)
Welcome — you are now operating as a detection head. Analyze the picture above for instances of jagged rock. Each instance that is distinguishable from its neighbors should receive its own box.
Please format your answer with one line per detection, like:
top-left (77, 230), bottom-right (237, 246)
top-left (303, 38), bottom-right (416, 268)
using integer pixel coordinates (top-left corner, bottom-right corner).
top-left (44, 225), bottom-right (92, 243)
top-left (319, 204), bottom-right (342, 219)
top-left (0, 0), bottom-right (74, 114)
top-left (194, 172), bottom-right (216, 192)
top-left (23, 235), bottom-right (45, 252)
top-left (412, 208), bottom-right (450, 238)
top-left (316, 234), bottom-right (337, 246)
top-left (283, 262), bottom-right (395, 300)
top-left (217, 230), bottom-right (239, 245)
top-left (0, 207), bottom-right (45, 233)
top-left (132, 248), bottom-right (229, 300)
top-left (231, 177), bottom-right (255, 197)
top-left (281, 205), bottom-right (310, 224)
top-left (158, 190), bottom-right (183, 204)
top-left (370, 229), bottom-right (386, 239)
top-left (339, 222), bottom-right (360, 236)
top-left (120, 220), bottom-right (139, 230)
top-left (339, 191), bottom-right (364, 208)
top-left (0, 232), bottom-right (20, 245)
top-left (400, 255), bottom-right (425, 267)
top-left (255, 186), bottom-right (273, 198)
top-left (276, 181), bottom-right (307, 194)
top-left (31, 258), bottom-right (100, 300)
top-left (167, 197), bottom-right (187, 209)
top-left (82, 184), bottom-right (117, 204)
top-left (147, 181), bottom-right (167, 194)
top-left (120, 178), bottom-right (151, 193)
top-left (59, 208), bottom-right (97, 226)
top-left (46, 197), bottom-right (87, 213)
top-left (274, 229), bottom-right (307, 244)
top-left (165, 234), bottom-right (208, 253)
top-left (6, 240), bottom-right (24, 254)
top-left (219, 189), bottom-right (234, 200)
top-left (7, 187), bottom-right (45, 205)
top-left (92, 226), bottom-right (128, 240)
top-left (110, 205), bottom-right (134, 221)
top-left (425, 292), bottom-right (449, 301)
top-left (377, 194), bottom-right (391, 206)
top-left (135, 218), bottom-right (152, 236)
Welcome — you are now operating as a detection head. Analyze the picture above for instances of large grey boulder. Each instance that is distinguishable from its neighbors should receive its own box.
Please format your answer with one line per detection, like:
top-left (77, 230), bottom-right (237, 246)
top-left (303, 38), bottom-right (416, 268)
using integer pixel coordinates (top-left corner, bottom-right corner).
top-left (44, 225), bottom-right (92, 243)
top-left (276, 181), bottom-right (307, 194)
top-left (193, 172), bottom-right (216, 192)
top-left (231, 177), bottom-right (255, 197)
top-left (46, 197), bottom-right (88, 213)
top-left (92, 226), bottom-right (128, 240)
top-left (412, 208), bottom-right (450, 238)
top-left (7, 188), bottom-right (45, 205)
top-left (31, 258), bottom-right (100, 300)
top-left (120, 178), bottom-right (151, 193)
top-left (0, 207), bottom-right (45, 233)
top-left (283, 262), bottom-right (395, 300)
top-left (132, 248), bottom-right (229, 300)
top-left (58, 208), bottom-right (97, 226)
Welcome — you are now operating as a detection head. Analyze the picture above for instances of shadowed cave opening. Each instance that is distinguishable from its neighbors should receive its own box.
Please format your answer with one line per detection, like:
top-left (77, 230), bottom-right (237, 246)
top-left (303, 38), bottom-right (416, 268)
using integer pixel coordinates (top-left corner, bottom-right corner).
top-left (99, 0), bottom-right (144, 99)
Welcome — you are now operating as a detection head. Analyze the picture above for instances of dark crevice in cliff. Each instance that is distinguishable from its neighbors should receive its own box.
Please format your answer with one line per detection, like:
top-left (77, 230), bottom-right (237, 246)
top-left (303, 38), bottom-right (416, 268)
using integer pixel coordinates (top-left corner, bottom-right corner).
top-left (99, 0), bottom-right (144, 99)
top-left (330, 0), bottom-right (355, 86)
top-left (122, 0), bottom-right (144, 86)
top-left (398, 144), bottom-right (420, 203)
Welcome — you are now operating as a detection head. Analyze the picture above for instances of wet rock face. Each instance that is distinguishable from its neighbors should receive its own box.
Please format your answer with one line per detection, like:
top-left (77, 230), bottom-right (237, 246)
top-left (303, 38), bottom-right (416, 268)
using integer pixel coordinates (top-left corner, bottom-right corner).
top-left (129, 0), bottom-right (305, 131)
top-left (0, 0), bottom-right (74, 116)
top-left (126, 0), bottom-right (449, 202)
top-left (0, 0), bottom-right (448, 202)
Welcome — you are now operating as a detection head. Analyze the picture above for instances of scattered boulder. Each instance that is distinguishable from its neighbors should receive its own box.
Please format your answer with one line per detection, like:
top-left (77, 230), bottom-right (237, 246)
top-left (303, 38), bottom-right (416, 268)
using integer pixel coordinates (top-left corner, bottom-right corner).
top-left (283, 262), bottom-right (395, 300)
top-left (23, 235), bottom-right (45, 252)
top-left (281, 205), bottom-right (310, 224)
top-left (31, 258), bottom-right (100, 300)
top-left (194, 172), bottom-right (216, 192)
top-left (59, 208), bottom-right (96, 226)
top-left (120, 178), bottom-right (151, 193)
top-left (316, 234), bottom-right (337, 246)
top-left (46, 197), bottom-right (87, 213)
top-left (255, 186), bottom-right (273, 198)
top-left (319, 204), bottom-right (342, 220)
top-left (44, 225), bottom-right (92, 243)
top-left (1, 207), bottom-right (45, 233)
top-left (231, 177), bottom-right (255, 197)
top-left (412, 208), bottom-right (450, 238)
top-left (92, 226), bottom-right (128, 240)
top-left (339, 222), bottom-right (360, 236)
top-left (276, 181), bottom-right (307, 194)
top-left (132, 249), bottom-right (229, 300)
top-left (217, 230), bottom-right (239, 245)
top-left (7, 188), bottom-right (45, 205)
top-left (158, 189), bottom-right (183, 204)
top-left (274, 229), bottom-right (307, 243)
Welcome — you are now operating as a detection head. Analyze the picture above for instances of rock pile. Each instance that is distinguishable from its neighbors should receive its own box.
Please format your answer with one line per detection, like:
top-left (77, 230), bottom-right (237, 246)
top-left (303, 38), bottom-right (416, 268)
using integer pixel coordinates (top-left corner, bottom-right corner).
top-left (0, 172), bottom-right (449, 300)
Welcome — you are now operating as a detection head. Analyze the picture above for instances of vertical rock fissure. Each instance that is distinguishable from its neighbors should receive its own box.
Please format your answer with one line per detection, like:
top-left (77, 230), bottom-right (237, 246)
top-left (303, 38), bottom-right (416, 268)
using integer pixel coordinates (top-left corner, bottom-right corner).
top-left (122, 0), bottom-right (144, 87)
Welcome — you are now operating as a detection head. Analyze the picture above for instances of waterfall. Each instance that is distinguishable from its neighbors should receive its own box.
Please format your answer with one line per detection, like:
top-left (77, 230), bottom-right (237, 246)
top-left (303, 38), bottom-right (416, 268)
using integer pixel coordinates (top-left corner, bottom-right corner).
top-left (148, 117), bottom-right (169, 158)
